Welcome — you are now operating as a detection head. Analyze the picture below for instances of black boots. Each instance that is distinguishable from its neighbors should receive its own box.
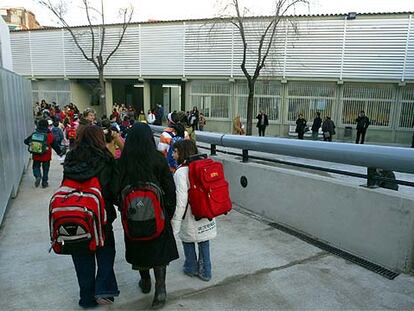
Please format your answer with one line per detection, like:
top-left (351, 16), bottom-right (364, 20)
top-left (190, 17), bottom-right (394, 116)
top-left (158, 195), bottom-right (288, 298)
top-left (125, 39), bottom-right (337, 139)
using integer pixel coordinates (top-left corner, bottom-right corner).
top-left (151, 266), bottom-right (167, 309)
top-left (139, 270), bottom-right (151, 294)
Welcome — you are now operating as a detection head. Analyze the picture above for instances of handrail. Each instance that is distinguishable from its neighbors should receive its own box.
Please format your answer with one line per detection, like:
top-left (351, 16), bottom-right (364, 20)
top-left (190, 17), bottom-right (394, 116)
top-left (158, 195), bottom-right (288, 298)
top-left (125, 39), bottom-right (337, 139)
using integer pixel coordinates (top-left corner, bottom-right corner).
top-left (150, 125), bottom-right (414, 174)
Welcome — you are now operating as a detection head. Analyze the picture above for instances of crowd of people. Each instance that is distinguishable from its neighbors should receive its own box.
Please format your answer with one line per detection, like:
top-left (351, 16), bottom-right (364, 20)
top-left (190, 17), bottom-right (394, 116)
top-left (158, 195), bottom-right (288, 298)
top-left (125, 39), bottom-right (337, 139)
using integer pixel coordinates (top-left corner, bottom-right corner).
top-left (26, 99), bottom-right (215, 310)
top-left (24, 97), bottom-right (413, 309)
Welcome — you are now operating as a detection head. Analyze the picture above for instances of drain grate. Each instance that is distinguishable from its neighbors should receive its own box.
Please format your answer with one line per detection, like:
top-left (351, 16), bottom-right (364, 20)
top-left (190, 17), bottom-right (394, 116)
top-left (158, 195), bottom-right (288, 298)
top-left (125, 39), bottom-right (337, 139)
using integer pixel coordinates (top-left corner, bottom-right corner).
top-left (268, 222), bottom-right (400, 280)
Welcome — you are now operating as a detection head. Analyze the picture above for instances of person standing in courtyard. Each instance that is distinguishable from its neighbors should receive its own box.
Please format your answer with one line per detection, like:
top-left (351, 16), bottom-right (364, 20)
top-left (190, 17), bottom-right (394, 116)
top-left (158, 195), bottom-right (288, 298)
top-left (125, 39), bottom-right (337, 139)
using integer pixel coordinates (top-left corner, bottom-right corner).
top-left (188, 106), bottom-right (199, 131)
top-left (256, 111), bottom-right (269, 136)
top-left (311, 112), bottom-right (322, 140)
top-left (355, 110), bottom-right (370, 144)
top-left (232, 115), bottom-right (245, 135)
top-left (321, 116), bottom-right (335, 142)
top-left (198, 113), bottom-right (206, 131)
top-left (295, 114), bottom-right (307, 140)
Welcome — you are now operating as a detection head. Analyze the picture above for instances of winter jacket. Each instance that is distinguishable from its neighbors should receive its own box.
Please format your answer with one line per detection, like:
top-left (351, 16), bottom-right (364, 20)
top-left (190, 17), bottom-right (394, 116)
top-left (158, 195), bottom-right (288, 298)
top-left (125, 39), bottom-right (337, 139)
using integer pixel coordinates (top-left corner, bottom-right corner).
top-left (172, 166), bottom-right (217, 243)
top-left (322, 119), bottom-right (336, 135)
top-left (295, 118), bottom-right (307, 133)
top-left (24, 128), bottom-right (55, 162)
top-left (63, 145), bottom-right (118, 224)
top-left (311, 117), bottom-right (322, 132)
top-left (356, 116), bottom-right (370, 131)
top-left (256, 113), bottom-right (269, 128)
top-left (51, 126), bottom-right (64, 143)
top-left (118, 151), bottom-right (179, 268)
top-left (157, 127), bottom-right (175, 157)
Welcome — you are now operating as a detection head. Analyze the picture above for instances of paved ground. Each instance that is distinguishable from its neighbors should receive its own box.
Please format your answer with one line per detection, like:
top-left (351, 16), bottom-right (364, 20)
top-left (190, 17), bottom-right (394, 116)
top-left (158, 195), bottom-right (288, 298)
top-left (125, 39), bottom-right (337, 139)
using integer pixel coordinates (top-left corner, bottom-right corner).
top-left (1, 157), bottom-right (414, 310)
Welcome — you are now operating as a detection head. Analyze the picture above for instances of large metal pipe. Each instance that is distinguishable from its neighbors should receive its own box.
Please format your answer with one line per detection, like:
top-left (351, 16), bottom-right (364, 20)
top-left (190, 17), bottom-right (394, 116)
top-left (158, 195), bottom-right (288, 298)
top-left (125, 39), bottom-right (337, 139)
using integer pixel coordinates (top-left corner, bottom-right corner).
top-left (150, 126), bottom-right (414, 174)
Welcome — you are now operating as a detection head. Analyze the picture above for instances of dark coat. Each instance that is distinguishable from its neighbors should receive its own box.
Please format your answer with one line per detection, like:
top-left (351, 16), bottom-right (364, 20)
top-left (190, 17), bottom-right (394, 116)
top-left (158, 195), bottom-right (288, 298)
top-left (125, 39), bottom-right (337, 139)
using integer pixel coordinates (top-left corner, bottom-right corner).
top-left (63, 146), bottom-right (118, 224)
top-left (322, 119), bottom-right (336, 135)
top-left (118, 152), bottom-right (179, 268)
top-left (295, 118), bottom-right (307, 133)
top-left (356, 116), bottom-right (370, 131)
top-left (311, 117), bottom-right (322, 132)
top-left (256, 113), bottom-right (269, 127)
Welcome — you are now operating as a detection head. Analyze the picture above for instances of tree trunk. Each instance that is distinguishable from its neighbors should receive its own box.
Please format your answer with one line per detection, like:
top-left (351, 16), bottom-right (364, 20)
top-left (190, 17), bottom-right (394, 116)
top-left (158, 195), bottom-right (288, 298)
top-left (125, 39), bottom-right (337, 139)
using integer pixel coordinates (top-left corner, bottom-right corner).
top-left (98, 67), bottom-right (106, 106)
top-left (246, 81), bottom-right (255, 136)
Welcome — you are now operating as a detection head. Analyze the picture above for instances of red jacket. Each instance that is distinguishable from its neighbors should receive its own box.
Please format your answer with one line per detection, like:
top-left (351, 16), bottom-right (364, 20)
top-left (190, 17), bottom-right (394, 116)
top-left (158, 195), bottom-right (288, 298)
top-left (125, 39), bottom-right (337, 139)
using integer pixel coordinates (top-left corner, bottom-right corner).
top-left (33, 132), bottom-right (55, 162)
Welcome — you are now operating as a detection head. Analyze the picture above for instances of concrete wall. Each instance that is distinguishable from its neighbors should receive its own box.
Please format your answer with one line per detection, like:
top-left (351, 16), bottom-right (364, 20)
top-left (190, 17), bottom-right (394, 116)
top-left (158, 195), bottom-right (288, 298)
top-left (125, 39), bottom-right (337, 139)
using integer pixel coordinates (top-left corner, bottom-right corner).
top-left (70, 81), bottom-right (105, 118)
top-left (222, 158), bottom-right (414, 273)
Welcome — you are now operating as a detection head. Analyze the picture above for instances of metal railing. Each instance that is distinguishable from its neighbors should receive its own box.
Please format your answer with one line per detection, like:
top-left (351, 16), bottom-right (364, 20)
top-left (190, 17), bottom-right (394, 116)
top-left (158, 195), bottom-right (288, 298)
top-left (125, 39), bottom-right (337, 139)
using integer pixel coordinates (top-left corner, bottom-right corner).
top-left (150, 125), bottom-right (414, 186)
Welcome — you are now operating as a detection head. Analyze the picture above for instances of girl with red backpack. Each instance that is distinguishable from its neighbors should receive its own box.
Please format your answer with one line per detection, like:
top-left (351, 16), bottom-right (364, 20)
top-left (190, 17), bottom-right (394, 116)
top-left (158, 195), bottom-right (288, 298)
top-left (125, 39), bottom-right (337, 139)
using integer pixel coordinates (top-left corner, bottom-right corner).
top-left (117, 123), bottom-right (178, 309)
top-left (171, 140), bottom-right (217, 281)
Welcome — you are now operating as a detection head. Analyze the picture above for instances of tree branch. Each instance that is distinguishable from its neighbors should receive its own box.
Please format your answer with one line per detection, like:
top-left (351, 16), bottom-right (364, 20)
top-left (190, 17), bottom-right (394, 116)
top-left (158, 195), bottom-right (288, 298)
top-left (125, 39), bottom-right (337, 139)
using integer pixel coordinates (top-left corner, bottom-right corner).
top-left (99, 0), bottom-right (105, 64)
top-left (234, 0), bottom-right (251, 82)
top-left (82, 0), bottom-right (96, 64)
top-left (37, 0), bottom-right (98, 68)
top-left (103, 7), bottom-right (134, 66)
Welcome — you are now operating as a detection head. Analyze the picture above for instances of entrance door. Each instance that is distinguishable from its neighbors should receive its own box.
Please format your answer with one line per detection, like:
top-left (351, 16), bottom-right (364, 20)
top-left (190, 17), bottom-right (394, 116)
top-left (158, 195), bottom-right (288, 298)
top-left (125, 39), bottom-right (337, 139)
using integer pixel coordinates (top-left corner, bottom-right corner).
top-left (162, 85), bottom-right (181, 115)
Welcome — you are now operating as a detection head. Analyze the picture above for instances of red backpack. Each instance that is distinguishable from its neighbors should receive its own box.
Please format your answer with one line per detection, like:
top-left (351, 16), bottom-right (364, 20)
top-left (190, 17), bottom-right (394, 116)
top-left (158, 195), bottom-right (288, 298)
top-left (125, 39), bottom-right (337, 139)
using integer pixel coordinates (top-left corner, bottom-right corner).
top-left (121, 182), bottom-right (165, 241)
top-left (49, 177), bottom-right (106, 254)
top-left (66, 126), bottom-right (77, 140)
top-left (187, 155), bottom-right (232, 220)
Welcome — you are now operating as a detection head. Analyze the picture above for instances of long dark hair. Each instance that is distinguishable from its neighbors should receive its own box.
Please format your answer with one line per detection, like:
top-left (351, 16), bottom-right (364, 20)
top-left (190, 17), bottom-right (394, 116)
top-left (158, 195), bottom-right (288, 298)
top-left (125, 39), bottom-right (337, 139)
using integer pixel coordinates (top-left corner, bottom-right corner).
top-left (70, 125), bottom-right (111, 162)
top-left (118, 122), bottom-right (158, 186)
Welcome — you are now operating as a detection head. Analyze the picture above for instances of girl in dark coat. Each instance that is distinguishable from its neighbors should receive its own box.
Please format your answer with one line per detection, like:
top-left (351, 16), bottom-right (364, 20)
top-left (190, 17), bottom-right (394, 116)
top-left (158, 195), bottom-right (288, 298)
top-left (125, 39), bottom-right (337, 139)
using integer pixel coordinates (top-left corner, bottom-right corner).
top-left (295, 114), bottom-right (307, 140)
top-left (63, 125), bottom-right (119, 308)
top-left (117, 122), bottom-right (179, 309)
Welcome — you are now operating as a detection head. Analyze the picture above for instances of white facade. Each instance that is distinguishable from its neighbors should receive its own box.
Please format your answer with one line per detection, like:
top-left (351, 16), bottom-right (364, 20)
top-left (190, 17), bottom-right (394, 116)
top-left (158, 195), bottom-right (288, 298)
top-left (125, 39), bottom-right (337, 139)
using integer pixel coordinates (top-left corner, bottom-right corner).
top-left (7, 13), bottom-right (414, 145)
top-left (9, 13), bottom-right (414, 82)
top-left (0, 16), bottom-right (13, 71)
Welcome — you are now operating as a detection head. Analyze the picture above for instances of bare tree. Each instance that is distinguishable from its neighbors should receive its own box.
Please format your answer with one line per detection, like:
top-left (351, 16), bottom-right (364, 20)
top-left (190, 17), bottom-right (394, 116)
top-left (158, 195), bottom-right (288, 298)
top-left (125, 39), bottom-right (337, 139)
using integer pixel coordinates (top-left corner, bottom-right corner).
top-left (37, 0), bottom-right (133, 106)
top-left (224, 0), bottom-right (308, 135)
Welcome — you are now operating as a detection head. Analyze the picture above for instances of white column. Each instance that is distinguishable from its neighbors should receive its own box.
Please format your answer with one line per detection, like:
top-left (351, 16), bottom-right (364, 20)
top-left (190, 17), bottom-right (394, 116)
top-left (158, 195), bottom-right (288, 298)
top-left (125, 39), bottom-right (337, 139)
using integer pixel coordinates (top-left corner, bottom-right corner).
top-left (144, 80), bottom-right (151, 112)
top-left (402, 15), bottom-right (412, 82)
top-left (105, 80), bottom-right (113, 116)
top-left (339, 17), bottom-right (348, 81)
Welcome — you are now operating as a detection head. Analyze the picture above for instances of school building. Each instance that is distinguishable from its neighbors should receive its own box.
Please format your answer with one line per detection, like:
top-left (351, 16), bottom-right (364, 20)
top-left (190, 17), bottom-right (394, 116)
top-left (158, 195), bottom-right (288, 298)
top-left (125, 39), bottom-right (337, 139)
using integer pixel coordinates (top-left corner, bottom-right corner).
top-left (8, 12), bottom-right (414, 144)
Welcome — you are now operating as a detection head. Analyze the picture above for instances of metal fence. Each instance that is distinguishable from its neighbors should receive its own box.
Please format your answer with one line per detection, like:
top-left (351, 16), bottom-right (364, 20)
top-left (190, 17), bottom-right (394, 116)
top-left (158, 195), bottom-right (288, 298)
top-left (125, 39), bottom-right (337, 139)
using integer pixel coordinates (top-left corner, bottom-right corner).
top-left (400, 86), bottom-right (414, 128)
top-left (341, 84), bottom-right (395, 127)
top-left (190, 80), bottom-right (231, 119)
top-left (235, 81), bottom-right (282, 122)
top-left (0, 68), bottom-right (33, 226)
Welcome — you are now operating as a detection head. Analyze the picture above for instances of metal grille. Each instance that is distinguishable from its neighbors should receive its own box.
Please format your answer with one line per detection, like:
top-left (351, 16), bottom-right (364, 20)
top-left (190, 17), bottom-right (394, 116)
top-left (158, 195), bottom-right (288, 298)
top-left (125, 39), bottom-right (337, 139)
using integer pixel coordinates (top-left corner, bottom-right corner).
top-left (341, 84), bottom-right (394, 126)
top-left (31, 80), bottom-right (71, 107)
top-left (399, 86), bottom-right (414, 128)
top-left (235, 81), bottom-right (281, 121)
top-left (287, 82), bottom-right (335, 122)
top-left (190, 80), bottom-right (231, 119)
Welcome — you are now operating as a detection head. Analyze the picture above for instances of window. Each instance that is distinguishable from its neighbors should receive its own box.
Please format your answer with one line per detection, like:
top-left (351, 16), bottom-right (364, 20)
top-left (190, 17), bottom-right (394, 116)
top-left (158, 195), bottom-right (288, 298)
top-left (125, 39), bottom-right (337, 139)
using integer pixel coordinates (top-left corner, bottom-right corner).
top-left (32, 80), bottom-right (71, 107)
top-left (341, 84), bottom-right (394, 127)
top-left (399, 86), bottom-right (414, 128)
top-left (235, 80), bottom-right (281, 122)
top-left (287, 82), bottom-right (335, 122)
top-left (190, 80), bottom-right (230, 119)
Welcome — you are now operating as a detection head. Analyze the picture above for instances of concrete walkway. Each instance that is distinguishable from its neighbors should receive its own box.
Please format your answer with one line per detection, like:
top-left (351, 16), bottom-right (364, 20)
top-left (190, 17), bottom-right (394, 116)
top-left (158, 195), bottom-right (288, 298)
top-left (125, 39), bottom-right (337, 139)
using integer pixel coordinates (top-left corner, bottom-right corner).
top-left (1, 158), bottom-right (414, 310)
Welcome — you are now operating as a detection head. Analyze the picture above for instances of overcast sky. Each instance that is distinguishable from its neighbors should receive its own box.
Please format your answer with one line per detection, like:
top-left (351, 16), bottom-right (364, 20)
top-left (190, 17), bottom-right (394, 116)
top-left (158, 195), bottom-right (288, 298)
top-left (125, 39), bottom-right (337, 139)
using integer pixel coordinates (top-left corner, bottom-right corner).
top-left (2, 0), bottom-right (414, 26)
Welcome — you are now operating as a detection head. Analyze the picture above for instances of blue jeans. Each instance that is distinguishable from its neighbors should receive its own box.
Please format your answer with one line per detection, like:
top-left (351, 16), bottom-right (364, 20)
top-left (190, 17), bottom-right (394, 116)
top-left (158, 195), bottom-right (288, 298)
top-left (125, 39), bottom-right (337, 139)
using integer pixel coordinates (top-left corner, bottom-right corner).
top-left (71, 227), bottom-right (119, 308)
top-left (32, 160), bottom-right (50, 185)
top-left (182, 241), bottom-right (211, 280)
